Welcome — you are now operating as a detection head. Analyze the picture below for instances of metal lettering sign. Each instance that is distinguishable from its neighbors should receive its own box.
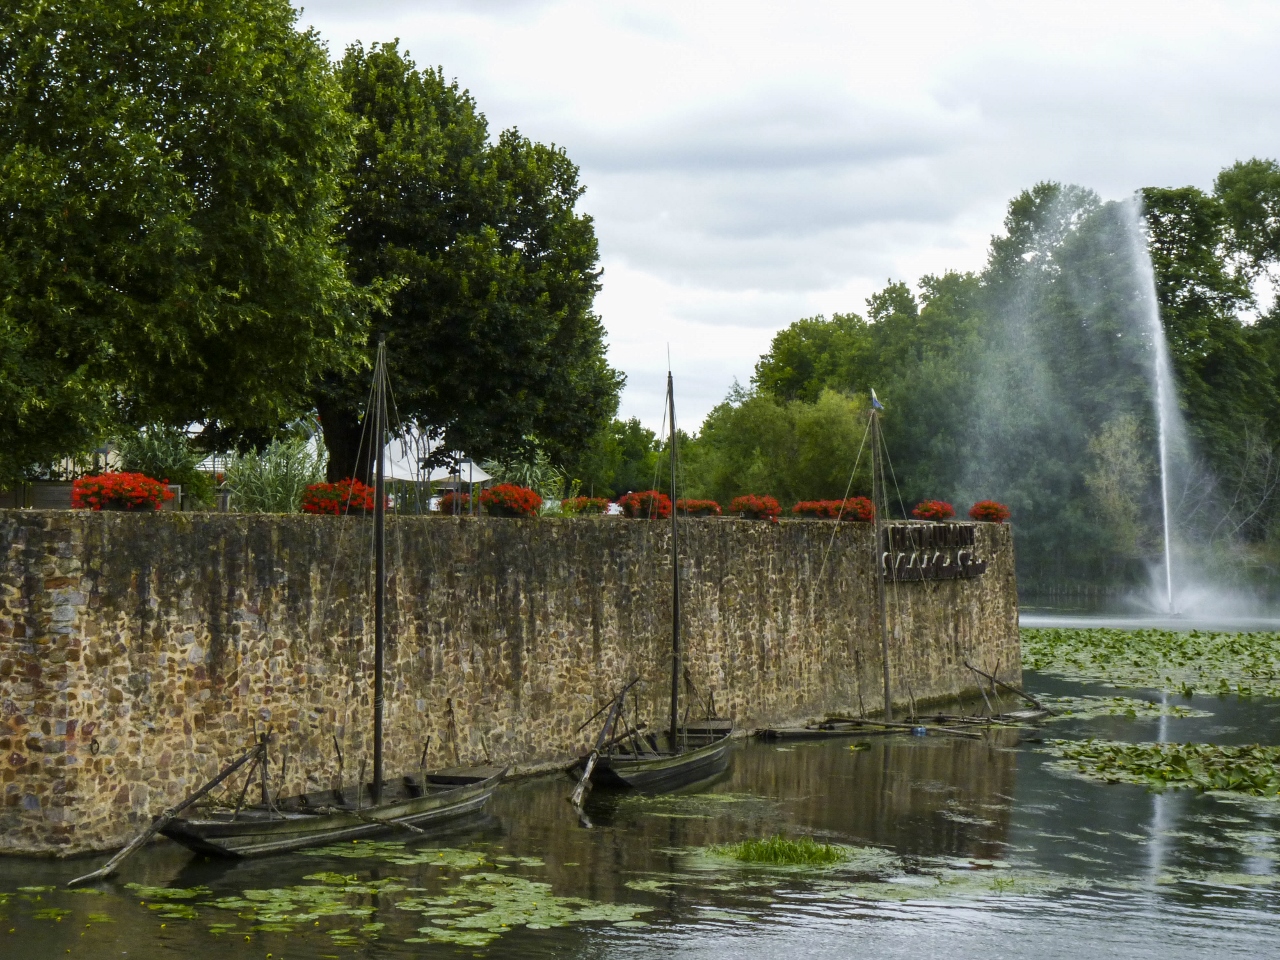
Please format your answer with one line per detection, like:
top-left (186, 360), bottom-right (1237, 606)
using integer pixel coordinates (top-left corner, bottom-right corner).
top-left (880, 522), bottom-right (988, 582)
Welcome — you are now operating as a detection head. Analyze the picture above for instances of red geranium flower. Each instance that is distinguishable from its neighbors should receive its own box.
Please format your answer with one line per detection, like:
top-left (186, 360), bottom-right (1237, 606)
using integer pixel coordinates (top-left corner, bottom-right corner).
top-left (71, 472), bottom-right (174, 511)
top-left (729, 494), bottom-right (781, 521)
top-left (616, 490), bottom-right (672, 519)
top-left (911, 499), bottom-right (955, 521)
top-left (969, 500), bottom-right (1011, 523)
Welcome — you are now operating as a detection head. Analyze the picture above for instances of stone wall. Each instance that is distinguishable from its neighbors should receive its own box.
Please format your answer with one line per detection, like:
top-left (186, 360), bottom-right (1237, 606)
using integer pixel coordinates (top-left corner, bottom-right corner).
top-left (0, 511), bottom-right (1019, 855)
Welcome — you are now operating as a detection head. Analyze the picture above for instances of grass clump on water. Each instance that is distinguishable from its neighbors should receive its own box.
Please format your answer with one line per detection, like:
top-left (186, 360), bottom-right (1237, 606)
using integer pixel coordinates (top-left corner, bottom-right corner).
top-left (712, 835), bottom-right (848, 867)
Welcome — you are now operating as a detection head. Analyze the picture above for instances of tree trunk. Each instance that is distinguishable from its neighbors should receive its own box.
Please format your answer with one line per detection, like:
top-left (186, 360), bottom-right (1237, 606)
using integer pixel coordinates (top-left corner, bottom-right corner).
top-left (316, 396), bottom-right (371, 484)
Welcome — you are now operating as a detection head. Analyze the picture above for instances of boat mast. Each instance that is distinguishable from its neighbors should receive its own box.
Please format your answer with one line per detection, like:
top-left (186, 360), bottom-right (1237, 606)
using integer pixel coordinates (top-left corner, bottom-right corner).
top-left (871, 395), bottom-right (892, 722)
top-left (667, 372), bottom-right (682, 743)
top-left (372, 336), bottom-right (387, 804)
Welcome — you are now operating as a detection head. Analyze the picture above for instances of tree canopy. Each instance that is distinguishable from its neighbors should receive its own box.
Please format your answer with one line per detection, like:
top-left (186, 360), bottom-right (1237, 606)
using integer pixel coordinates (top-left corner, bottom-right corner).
top-left (0, 0), bottom-right (367, 482)
top-left (680, 160), bottom-right (1280, 592)
top-left (316, 42), bottom-right (622, 480)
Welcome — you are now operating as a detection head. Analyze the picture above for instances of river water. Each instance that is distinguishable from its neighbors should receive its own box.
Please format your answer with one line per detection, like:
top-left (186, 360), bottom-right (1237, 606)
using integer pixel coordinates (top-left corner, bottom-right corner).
top-left (4, 670), bottom-right (1280, 959)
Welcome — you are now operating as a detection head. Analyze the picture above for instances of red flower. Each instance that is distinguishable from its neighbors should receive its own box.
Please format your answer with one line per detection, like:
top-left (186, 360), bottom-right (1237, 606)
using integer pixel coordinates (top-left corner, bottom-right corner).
top-left (729, 494), bottom-right (781, 521)
top-left (969, 500), bottom-right (1011, 523)
top-left (616, 490), bottom-right (672, 519)
top-left (71, 472), bottom-right (174, 511)
top-left (912, 499), bottom-right (955, 521)
top-left (301, 478), bottom-right (383, 515)
top-left (791, 497), bottom-right (874, 521)
top-left (480, 483), bottom-right (542, 518)
top-left (437, 490), bottom-right (470, 513)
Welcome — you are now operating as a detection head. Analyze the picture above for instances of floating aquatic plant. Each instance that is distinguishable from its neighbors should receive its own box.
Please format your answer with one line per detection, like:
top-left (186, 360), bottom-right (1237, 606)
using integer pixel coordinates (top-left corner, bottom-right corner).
top-left (1044, 738), bottom-right (1280, 797)
top-left (709, 835), bottom-right (850, 867)
top-left (398, 872), bottom-right (651, 946)
top-left (1039, 694), bottom-right (1210, 720)
top-left (1021, 627), bottom-right (1280, 695)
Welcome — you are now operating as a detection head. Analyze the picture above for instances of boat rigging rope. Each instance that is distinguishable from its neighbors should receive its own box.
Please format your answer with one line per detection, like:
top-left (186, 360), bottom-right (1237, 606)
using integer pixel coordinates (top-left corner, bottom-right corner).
top-left (816, 413), bottom-right (872, 584)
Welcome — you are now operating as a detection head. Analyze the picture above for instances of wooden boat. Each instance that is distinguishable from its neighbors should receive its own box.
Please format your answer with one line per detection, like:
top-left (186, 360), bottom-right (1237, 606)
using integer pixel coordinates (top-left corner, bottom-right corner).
top-left (570, 373), bottom-right (733, 801)
top-left (159, 340), bottom-right (505, 858)
top-left (160, 768), bottom-right (505, 857)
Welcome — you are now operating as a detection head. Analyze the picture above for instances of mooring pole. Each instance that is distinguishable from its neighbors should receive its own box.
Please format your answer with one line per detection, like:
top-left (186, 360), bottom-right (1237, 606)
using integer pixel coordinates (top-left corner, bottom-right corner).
top-left (372, 336), bottom-right (387, 804)
top-left (667, 372), bottom-right (682, 747)
top-left (871, 401), bottom-right (892, 722)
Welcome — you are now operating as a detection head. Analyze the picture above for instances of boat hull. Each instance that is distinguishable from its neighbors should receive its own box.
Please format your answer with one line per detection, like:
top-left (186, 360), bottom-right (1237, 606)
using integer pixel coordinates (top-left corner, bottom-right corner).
top-left (160, 768), bottom-right (505, 858)
top-left (574, 724), bottom-right (733, 792)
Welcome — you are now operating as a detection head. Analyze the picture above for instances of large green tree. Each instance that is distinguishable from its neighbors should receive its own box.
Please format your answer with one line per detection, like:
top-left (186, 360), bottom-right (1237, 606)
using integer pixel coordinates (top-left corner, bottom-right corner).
top-left (0, 0), bottom-right (366, 481)
top-left (317, 42), bottom-right (622, 480)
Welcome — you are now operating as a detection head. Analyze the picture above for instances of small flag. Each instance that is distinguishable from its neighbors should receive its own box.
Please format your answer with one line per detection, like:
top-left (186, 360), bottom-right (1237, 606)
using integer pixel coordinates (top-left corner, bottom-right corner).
top-left (871, 389), bottom-right (884, 411)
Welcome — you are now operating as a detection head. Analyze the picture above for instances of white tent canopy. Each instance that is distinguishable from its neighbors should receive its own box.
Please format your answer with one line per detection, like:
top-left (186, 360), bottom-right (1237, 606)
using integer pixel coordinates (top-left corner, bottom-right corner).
top-left (383, 430), bottom-right (491, 485)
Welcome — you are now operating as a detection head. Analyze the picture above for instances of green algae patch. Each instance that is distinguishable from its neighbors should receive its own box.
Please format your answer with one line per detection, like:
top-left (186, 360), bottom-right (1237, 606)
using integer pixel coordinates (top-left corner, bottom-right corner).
top-left (1039, 694), bottom-right (1210, 720)
top-left (1044, 738), bottom-right (1280, 797)
top-left (303, 840), bottom-right (492, 868)
top-left (616, 792), bottom-right (777, 821)
top-left (710, 835), bottom-right (849, 867)
top-left (1022, 627), bottom-right (1280, 694)
top-left (397, 872), bottom-right (651, 945)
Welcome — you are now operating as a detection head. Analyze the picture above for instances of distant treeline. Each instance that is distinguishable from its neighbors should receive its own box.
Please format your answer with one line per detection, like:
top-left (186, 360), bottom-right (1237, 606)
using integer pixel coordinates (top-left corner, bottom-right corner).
top-left (573, 166), bottom-right (1280, 592)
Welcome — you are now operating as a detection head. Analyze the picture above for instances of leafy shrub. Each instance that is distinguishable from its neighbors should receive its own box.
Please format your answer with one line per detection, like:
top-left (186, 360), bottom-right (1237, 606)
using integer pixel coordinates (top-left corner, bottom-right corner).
top-left (791, 497), bottom-right (874, 521)
top-left (729, 494), bottom-right (780, 520)
top-left (561, 496), bottom-right (610, 516)
top-left (616, 490), bottom-right (672, 519)
top-left (224, 435), bottom-right (326, 513)
top-left (676, 498), bottom-right (721, 517)
top-left (114, 425), bottom-right (214, 507)
top-left (72, 472), bottom-right (174, 511)
top-left (969, 499), bottom-right (1011, 523)
top-left (301, 478), bottom-right (381, 515)
top-left (437, 490), bottom-right (470, 514)
top-left (480, 483), bottom-right (542, 518)
top-left (911, 499), bottom-right (955, 520)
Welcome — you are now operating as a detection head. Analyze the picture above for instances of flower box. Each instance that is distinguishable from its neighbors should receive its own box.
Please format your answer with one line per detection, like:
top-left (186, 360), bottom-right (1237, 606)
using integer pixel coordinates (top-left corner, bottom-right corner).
top-left (302, 478), bottom-right (382, 516)
top-left (616, 490), bottom-right (671, 519)
top-left (791, 497), bottom-right (875, 522)
top-left (480, 483), bottom-right (542, 518)
top-left (969, 500), bottom-right (1011, 523)
top-left (71, 473), bottom-right (175, 512)
top-left (911, 499), bottom-right (955, 521)
top-left (728, 494), bottom-right (780, 521)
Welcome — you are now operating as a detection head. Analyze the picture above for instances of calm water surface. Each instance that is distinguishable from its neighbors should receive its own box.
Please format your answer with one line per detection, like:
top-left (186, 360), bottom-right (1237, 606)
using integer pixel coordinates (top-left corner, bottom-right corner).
top-left (4, 671), bottom-right (1280, 959)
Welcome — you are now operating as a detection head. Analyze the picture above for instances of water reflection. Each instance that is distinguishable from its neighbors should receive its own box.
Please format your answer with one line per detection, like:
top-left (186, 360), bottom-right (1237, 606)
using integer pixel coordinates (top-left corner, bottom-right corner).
top-left (2, 672), bottom-right (1280, 959)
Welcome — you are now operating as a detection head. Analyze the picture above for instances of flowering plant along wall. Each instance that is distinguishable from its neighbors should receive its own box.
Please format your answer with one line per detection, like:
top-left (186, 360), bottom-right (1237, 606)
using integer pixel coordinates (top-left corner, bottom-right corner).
top-left (969, 500), bottom-right (1011, 523)
top-left (301, 478), bottom-right (382, 515)
top-left (676, 499), bottom-right (721, 517)
top-left (480, 483), bottom-right (543, 518)
top-left (911, 499), bottom-right (955, 521)
top-left (71, 472), bottom-right (174, 511)
top-left (616, 490), bottom-right (672, 519)
top-left (729, 495), bottom-right (781, 521)
top-left (791, 497), bottom-right (875, 522)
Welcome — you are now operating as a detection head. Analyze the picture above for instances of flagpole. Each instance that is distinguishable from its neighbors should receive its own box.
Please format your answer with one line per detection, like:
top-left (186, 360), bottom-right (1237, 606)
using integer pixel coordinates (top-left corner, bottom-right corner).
top-left (871, 391), bottom-right (892, 722)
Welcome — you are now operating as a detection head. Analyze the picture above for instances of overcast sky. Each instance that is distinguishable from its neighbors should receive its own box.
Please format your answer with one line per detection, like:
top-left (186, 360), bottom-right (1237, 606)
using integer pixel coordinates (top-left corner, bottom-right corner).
top-left (292, 0), bottom-right (1280, 431)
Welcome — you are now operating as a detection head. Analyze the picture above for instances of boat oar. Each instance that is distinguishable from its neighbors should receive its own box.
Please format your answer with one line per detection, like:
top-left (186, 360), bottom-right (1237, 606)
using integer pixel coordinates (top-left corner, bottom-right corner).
top-left (67, 742), bottom-right (264, 887)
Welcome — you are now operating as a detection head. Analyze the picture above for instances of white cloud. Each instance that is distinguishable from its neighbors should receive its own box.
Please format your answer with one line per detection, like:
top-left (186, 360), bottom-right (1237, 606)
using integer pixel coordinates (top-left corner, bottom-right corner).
top-left (292, 0), bottom-right (1280, 429)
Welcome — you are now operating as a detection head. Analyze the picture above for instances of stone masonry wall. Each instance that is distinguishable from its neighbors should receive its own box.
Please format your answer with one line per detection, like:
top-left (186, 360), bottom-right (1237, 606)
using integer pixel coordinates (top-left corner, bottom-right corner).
top-left (0, 511), bottom-right (1019, 855)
